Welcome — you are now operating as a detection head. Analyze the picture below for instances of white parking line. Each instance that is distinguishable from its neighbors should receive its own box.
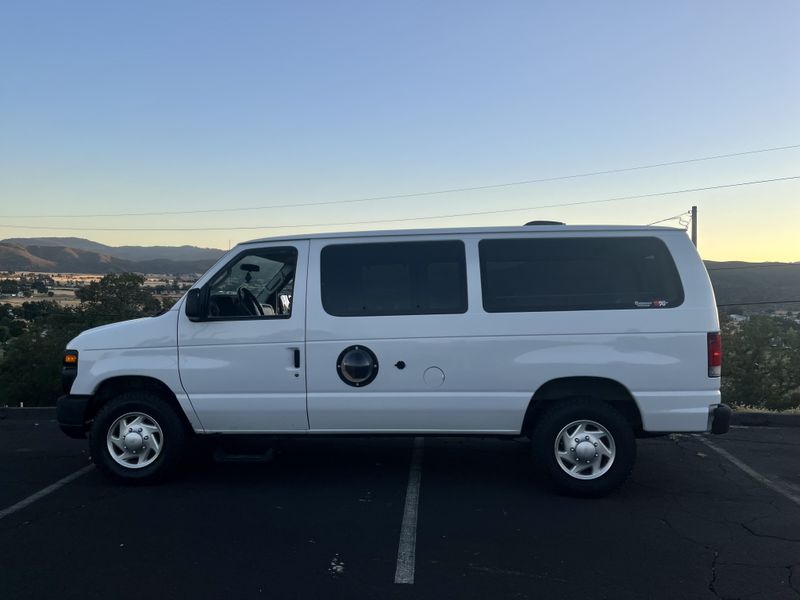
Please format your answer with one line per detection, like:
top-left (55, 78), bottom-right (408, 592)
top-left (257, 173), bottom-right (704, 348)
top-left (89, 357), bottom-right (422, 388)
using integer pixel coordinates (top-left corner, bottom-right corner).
top-left (0, 464), bottom-right (94, 521)
top-left (394, 437), bottom-right (424, 584)
top-left (694, 435), bottom-right (800, 507)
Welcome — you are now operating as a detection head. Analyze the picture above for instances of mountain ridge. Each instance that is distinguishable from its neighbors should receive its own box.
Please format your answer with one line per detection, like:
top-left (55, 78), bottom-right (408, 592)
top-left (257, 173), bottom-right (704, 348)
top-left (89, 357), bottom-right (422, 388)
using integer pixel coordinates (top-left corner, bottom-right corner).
top-left (0, 238), bottom-right (223, 275)
top-left (2, 237), bottom-right (224, 263)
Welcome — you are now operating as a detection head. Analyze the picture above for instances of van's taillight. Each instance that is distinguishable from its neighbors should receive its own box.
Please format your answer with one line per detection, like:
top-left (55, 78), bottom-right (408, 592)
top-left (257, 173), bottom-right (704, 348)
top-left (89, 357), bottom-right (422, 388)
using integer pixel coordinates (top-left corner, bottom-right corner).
top-left (708, 332), bottom-right (722, 377)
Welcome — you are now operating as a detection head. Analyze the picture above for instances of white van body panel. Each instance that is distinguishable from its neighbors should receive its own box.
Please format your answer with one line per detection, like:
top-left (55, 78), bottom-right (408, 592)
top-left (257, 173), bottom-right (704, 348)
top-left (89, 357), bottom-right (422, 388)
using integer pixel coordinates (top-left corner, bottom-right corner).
top-left (176, 240), bottom-right (310, 432)
top-left (64, 225), bottom-right (722, 436)
top-left (304, 230), bottom-right (719, 434)
top-left (66, 311), bottom-right (204, 431)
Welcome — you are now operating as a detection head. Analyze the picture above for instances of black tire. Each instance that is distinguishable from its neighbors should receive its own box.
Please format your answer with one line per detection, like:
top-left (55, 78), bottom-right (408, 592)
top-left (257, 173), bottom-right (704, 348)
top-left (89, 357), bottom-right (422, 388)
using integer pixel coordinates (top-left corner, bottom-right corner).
top-left (531, 398), bottom-right (636, 497)
top-left (89, 390), bottom-right (189, 483)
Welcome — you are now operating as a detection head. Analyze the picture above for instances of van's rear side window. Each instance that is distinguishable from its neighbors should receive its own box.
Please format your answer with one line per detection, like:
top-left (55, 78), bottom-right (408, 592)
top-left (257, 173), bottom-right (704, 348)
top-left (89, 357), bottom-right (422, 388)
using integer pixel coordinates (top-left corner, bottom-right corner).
top-left (321, 241), bottom-right (468, 317)
top-left (479, 237), bottom-right (684, 312)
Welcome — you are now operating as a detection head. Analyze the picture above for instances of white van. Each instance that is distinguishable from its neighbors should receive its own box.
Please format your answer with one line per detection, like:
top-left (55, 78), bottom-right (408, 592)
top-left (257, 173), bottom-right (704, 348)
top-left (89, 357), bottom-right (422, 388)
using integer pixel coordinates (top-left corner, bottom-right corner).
top-left (57, 225), bottom-right (729, 496)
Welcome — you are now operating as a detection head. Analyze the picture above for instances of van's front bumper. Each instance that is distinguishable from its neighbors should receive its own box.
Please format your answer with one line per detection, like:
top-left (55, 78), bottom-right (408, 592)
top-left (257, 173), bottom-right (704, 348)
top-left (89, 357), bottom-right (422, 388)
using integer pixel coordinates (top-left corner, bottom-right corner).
top-left (56, 394), bottom-right (91, 439)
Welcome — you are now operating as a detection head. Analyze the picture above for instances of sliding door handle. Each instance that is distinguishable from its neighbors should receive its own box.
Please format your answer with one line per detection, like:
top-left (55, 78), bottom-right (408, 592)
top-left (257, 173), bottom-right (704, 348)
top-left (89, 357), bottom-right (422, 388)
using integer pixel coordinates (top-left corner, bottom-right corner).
top-left (293, 348), bottom-right (301, 369)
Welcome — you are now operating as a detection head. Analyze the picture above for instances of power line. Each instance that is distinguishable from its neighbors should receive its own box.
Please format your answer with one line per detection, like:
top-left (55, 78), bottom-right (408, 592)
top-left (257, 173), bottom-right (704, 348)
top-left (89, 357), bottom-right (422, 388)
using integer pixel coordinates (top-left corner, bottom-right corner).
top-left (717, 300), bottom-right (800, 307)
top-left (1, 174), bottom-right (797, 233)
top-left (2, 143), bottom-right (799, 219)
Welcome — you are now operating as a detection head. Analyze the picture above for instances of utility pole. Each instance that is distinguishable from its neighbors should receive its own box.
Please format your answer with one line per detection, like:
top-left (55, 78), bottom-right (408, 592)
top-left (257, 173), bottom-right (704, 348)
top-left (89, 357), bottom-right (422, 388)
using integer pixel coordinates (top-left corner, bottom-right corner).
top-left (691, 205), bottom-right (697, 247)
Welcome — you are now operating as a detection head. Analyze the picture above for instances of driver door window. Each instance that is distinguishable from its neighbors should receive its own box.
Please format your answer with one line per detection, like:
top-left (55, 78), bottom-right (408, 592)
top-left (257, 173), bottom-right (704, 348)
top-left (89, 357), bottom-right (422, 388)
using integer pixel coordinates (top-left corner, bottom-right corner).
top-left (207, 247), bottom-right (298, 319)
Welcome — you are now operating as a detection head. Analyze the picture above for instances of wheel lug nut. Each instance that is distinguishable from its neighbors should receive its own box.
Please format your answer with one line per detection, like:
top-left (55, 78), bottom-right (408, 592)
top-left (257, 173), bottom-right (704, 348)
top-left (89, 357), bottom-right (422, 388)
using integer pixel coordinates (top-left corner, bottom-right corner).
top-left (574, 438), bottom-right (579, 443)
top-left (595, 453), bottom-right (599, 457)
top-left (128, 428), bottom-right (132, 432)
top-left (585, 436), bottom-right (589, 441)
top-left (570, 447), bottom-right (575, 452)
top-left (138, 428), bottom-right (143, 433)
top-left (144, 435), bottom-right (149, 440)
top-left (594, 442), bottom-right (598, 447)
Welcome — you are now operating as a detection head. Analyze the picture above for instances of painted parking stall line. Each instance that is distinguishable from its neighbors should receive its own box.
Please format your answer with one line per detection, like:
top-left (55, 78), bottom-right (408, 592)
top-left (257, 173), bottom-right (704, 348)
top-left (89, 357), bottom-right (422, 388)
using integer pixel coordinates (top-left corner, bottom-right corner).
top-left (0, 464), bottom-right (94, 521)
top-left (394, 437), bottom-right (424, 584)
top-left (694, 435), bottom-right (800, 507)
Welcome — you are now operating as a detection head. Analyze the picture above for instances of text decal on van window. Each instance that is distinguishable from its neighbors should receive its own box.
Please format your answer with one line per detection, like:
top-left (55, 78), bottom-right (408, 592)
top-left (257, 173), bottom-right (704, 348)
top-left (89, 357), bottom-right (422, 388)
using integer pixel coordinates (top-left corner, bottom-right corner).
top-left (635, 300), bottom-right (669, 308)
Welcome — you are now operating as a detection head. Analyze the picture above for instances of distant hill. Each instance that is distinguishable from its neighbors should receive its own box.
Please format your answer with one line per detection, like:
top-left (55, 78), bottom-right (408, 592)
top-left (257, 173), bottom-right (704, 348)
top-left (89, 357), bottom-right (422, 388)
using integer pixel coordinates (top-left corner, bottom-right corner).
top-left (2, 237), bottom-right (224, 264)
top-left (0, 238), bottom-right (224, 275)
top-left (0, 243), bottom-right (59, 272)
top-left (705, 261), bottom-right (800, 312)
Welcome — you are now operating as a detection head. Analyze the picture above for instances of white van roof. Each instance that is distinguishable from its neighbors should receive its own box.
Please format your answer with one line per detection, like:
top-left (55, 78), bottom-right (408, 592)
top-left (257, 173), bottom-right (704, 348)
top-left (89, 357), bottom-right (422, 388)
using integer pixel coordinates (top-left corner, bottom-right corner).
top-left (240, 225), bottom-right (683, 245)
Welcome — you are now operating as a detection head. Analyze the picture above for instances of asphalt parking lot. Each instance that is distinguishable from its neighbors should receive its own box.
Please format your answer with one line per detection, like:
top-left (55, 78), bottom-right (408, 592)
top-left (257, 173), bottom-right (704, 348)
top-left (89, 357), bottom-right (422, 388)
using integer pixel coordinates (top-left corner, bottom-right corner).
top-left (1, 412), bottom-right (799, 600)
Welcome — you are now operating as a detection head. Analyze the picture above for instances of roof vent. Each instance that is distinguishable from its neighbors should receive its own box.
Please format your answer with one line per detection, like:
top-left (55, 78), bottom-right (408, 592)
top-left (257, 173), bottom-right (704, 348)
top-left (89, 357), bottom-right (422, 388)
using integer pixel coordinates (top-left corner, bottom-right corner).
top-left (524, 220), bottom-right (565, 226)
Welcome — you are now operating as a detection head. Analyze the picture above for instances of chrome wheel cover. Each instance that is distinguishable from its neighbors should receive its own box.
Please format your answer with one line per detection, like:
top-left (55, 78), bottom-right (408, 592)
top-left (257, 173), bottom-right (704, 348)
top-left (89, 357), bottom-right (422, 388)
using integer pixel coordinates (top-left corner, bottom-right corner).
top-left (554, 419), bottom-right (616, 480)
top-left (106, 412), bottom-right (163, 469)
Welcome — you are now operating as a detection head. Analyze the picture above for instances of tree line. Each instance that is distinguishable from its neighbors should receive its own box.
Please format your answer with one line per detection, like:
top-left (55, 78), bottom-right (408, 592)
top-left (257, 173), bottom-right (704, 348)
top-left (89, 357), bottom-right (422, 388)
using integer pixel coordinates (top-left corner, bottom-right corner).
top-left (0, 273), bottom-right (172, 407)
top-left (721, 314), bottom-right (800, 411)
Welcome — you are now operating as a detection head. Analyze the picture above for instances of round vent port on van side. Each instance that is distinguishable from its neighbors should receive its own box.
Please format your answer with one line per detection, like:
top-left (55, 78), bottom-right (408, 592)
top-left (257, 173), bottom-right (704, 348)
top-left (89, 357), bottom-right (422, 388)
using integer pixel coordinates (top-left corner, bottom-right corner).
top-left (337, 346), bottom-right (379, 387)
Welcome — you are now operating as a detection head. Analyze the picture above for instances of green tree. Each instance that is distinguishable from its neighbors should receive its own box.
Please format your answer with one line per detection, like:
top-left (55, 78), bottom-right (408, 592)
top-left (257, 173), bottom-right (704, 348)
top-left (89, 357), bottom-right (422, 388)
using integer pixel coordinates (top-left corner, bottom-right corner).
top-left (722, 316), bottom-right (800, 410)
top-left (0, 316), bottom-right (85, 407)
top-left (0, 273), bottom-right (169, 406)
top-left (0, 279), bottom-right (18, 294)
top-left (18, 300), bottom-right (62, 322)
top-left (75, 273), bottom-right (162, 322)
top-left (8, 320), bottom-right (27, 337)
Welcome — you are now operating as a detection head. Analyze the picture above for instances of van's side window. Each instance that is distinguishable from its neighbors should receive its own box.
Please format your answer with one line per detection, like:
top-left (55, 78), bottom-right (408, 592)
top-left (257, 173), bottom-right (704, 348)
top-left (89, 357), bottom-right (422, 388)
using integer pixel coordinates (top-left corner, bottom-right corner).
top-left (479, 237), bottom-right (684, 312)
top-left (321, 241), bottom-right (468, 316)
top-left (206, 247), bottom-right (298, 318)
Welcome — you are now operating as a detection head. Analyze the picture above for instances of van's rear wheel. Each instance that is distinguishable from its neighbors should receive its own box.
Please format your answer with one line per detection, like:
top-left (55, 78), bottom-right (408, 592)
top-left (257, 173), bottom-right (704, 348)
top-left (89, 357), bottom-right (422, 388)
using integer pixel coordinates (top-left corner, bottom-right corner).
top-left (89, 391), bottom-right (188, 482)
top-left (531, 398), bottom-right (635, 497)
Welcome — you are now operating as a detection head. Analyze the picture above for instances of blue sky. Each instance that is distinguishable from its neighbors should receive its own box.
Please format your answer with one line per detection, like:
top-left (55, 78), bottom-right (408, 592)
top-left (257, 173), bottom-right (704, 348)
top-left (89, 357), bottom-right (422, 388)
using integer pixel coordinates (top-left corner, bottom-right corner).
top-left (1, 1), bottom-right (798, 259)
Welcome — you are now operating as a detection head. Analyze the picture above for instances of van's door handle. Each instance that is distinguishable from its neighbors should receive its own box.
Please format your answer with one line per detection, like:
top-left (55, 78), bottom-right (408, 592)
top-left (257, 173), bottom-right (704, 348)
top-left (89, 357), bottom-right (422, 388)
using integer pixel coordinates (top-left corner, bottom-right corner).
top-left (293, 348), bottom-right (301, 369)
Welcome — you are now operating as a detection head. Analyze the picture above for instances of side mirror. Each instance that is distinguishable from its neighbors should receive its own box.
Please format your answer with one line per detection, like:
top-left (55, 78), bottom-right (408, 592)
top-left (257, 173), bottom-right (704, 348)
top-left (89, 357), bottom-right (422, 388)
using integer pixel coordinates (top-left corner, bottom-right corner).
top-left (185, 289), bottom-right (204, 322)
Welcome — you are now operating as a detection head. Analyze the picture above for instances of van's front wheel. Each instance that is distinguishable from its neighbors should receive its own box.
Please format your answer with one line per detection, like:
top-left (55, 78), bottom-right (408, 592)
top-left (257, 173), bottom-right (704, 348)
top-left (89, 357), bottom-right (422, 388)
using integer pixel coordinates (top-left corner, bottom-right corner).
top-left (89, 391), bottom-right (188, 482)
top-left (531, 399), bottom-right (635, 497)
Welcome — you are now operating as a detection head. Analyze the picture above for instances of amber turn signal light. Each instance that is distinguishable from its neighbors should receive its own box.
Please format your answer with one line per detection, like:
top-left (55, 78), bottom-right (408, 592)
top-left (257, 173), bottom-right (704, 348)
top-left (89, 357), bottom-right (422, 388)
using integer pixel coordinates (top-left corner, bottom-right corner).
top-left (63, 351), bottom-right (78, 367)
